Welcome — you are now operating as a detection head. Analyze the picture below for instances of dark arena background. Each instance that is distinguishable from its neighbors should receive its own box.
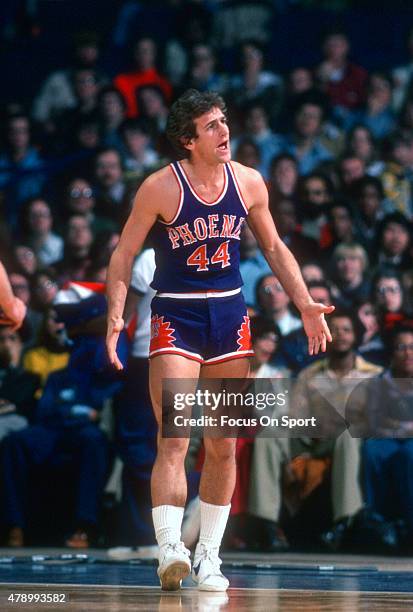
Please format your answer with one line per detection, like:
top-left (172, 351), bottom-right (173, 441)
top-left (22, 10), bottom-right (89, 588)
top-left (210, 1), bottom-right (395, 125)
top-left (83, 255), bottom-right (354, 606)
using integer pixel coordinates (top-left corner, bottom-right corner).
top-left (1, 0), bottom-right (413, 610)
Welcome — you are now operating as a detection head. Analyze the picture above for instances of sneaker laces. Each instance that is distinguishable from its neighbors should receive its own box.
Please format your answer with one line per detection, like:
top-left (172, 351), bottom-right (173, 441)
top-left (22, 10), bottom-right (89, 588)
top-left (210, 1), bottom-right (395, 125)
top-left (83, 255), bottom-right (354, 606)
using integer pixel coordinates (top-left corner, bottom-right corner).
top-left (162, 541), bottom-right (190, 558)
top-left (197, 544), bottom-right (223, 574)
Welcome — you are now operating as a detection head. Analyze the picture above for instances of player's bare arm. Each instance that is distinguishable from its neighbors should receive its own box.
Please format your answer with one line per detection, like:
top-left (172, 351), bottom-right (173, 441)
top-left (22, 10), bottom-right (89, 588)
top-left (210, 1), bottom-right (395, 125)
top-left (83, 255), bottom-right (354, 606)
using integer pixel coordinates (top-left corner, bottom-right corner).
top-left (0, 261), bottom-right (26, 330)
top-left (232, 162), bottom-right (335, 355)
top-left (106, 167), bottom-right (180, 369)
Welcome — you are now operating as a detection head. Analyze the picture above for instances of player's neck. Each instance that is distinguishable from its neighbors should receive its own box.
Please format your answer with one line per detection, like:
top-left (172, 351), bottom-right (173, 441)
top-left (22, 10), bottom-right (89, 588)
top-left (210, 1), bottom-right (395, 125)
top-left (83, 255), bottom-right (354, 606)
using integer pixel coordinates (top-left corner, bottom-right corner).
top-left (182, 157), bottom-right (226, 189)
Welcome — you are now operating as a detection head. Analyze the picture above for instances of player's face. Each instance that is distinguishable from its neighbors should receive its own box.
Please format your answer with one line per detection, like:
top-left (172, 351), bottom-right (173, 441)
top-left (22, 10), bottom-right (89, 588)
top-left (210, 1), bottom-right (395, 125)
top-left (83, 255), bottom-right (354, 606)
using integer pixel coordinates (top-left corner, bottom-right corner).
top-left (189, 107), bottom-right (230, 163)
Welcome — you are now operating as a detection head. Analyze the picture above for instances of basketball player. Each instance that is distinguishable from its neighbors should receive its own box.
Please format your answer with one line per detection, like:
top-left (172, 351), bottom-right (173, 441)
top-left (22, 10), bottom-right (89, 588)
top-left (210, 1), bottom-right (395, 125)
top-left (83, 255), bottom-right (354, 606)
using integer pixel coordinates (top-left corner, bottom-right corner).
top-left (0, 261), bottom-right (27, 330)
top-left (106, 90), bottom-right (334, 592)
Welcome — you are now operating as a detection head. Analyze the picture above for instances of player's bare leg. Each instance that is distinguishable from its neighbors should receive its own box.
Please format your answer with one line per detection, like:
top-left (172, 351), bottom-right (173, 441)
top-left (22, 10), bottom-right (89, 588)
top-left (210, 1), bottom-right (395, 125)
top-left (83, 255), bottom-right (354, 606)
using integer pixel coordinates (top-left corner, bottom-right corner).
top-left (192, 357), bottom-right (250, 591)
top-left (149, 354), bottom-right (200, 591)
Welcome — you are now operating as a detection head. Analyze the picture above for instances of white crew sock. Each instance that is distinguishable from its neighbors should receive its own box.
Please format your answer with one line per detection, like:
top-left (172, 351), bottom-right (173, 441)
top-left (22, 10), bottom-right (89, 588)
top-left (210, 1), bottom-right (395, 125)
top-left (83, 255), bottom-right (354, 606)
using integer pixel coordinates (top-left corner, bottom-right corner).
top-left (196, 500), bottom-right (231, 554)
top-left (152, 505), bottom-right (184, 548)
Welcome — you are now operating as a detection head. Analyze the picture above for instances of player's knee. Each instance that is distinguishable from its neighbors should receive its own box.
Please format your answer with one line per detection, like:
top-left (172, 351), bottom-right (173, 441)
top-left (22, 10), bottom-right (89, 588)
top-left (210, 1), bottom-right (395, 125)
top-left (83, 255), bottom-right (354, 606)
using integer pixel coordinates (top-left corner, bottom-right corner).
top-left (204, 438), bottom-right (236, 463)
top-left (157, 437), bottom-right (189, 461)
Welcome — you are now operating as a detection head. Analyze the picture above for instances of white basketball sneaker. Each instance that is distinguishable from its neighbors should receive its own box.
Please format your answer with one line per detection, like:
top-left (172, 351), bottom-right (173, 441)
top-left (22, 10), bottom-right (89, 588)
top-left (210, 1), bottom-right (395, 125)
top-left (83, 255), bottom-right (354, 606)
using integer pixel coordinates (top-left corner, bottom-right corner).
top-left (157, 541), bottom-right (191, 591)
top-left (192, 543), bottom-right (229, 592)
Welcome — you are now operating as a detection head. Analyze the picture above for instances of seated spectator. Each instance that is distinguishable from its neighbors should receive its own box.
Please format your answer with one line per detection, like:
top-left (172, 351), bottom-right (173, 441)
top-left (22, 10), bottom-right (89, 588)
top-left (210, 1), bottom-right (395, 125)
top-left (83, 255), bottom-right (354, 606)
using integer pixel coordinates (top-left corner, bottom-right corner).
top-left (356, 299), bottom-right (386, 366)
top-left (53, 216), bottom-right (93, 285)
top-left (316, 28), bottom-right (367, 122)
top-left (30, 270), bottom-right (59, 314)
top-left (234, 138), bottom-right (261, 171)
top-left (256, 273), bottom-right (302, 337)
top-left (23, 308), bottom-right (70, 393)
top-left (346, 125), bottom-right (384, 177)
top-left (283, 93), bottom-right (333, 176)
top-left (297, 173), bottom-right (334, 241)
top-left (1, 293), bottom-right (129, 548)
top-left (136, 85), bottom-right (171, 155)
top-left (92, 148), bottom-right (136, 225)
top-left (380, 132), bottom-right (413, 219)
top-left (0, 325), bottom-right (39, 442)
top-left (338, 154), bottom-right (366, 195)
top-left (278, 280), bottom-right (333, 376)
top-left (32, 30), bottom-right (106, 131)
top-left (320, 199), bottom-right (357, 260)
top-left (8, 272), bottom-right (41, 343)
top-left (276, 67), bottom-right (314, 132)
top-left (273, 198), bottom-right (319, 265)
top-left (97, 86), bottom-right (127, 150)
top-left (10, 245), bottom-right (38, 279)
top-left (0, 113), bottom-right (48, 230)
top-left (120, 119), bottom-right (160, 179)
top-left (392, 26), bottom-right (413, 111)
top-left (373, 269), bottom-right (407, 332)
top-left (239, 224), bottom-right (271, 310)
top-left (301, 261), bottom-right (326, 284)
top-left (183, 43), bottom-right (227, 93)
top-left (18, 198), bottom-right (63, 267)
top-left (113, 37), bottom-right (172, 119)
top-left (358, 325), bottom-right (413, 543)
top-left (61, 177), bottom-right (117, 237)
top-left (349, 72), bottom-right (396, 141)
top-left (231, 104), bottom-right (283, 179)
top-left (352, 176), bottom-right (388, 256)
top-left (268, 154), bottom-right (299, 213)
top-left (227, 40), bottom-right (283, 124)
top-left (330, 243), bottom-right (371, 308)
top-left (374, 212), bottom-right (413, 271)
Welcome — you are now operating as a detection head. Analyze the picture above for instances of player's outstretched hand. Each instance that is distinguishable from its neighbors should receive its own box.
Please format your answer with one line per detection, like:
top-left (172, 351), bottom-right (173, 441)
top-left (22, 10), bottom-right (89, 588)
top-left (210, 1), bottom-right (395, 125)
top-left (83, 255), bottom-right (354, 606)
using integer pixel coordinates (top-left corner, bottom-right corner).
top-left (301, 302), bottom-right (335, 355)
top-left (0, 297), bottom-right (27, 331)
top-left (106, 316), bottom-right (125, 370)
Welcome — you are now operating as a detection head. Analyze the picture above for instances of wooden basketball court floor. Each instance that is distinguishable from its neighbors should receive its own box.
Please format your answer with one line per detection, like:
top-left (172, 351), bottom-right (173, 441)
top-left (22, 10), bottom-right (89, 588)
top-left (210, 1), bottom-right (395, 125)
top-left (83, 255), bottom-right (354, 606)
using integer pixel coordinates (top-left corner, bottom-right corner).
top-left (1, 548), bottom-right (413, 610)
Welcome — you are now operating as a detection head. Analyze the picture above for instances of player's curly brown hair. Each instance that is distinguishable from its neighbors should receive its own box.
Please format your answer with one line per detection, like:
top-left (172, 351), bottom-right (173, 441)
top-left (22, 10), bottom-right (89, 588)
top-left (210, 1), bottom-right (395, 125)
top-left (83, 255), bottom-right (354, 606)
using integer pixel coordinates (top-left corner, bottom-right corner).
top-left (166, 89), bottom-right (227, 157)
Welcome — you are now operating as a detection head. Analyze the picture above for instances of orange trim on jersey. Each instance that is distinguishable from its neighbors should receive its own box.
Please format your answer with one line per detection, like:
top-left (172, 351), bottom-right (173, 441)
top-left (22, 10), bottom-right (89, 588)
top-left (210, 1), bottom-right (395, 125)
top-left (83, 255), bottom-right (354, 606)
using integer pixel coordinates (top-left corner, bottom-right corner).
top-left (228, 162), bottom-right (249, 215)
top-left (158, 164), bottom-right (184, 225)
top-left (177, 161), bottom-right (228, 206)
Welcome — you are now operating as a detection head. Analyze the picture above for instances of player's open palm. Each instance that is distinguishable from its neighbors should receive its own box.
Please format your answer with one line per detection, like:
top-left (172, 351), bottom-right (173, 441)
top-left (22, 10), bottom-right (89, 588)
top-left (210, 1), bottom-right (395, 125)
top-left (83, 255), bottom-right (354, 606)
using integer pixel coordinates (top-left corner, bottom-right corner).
top-left (301, 302), bottom-right (335, 355)
top-left (106, 316), bottom-right (125, 370)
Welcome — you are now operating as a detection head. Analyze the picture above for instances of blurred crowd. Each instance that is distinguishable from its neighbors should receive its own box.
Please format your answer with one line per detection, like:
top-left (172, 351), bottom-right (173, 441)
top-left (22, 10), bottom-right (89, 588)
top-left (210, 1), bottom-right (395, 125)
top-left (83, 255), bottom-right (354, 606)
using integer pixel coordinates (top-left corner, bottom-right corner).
top-left (0, 0), bottom-right (413, 554)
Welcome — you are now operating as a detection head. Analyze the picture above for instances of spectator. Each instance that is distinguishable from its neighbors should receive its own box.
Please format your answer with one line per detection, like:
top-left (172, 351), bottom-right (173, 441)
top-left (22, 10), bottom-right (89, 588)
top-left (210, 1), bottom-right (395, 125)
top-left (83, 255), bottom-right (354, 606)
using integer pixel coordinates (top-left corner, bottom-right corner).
top-left (256, 273), bottom-right (302, 336)
top-left (320, 200), bottom-right (357, 259)
top-left (113, 37), bottom-right (172, 118)
top-left (8, 272), bottom-right (41, 342)
top-left (30, 271), bottom-right (59, 314)
top-left (373, 269), bottom-right (406, 331)
top-left (359, 325), bottom-right (413, 543)
top-left (121, 118), bottom-right (160, 179)
top-left (273, 198), bottom-right (319, 265)
top-left (98, 86), bottom-right (127, 150)
top-left (301, 262), bottom-right (326, 284)
top-left (380, 132), bottom-right (413, 219)
top-left (374, 212), bottom-right (413, 271)
top-left (53, 215), bottom-right (93, 285)
top-left (227, 40), bottom-right (283, 123)
top-left (338, 154), bottom-right (366, 194)
top-left (330, 243), bottom-right (370, 308)
top-left (349, 72), bottom-right (396, 141)
top-left (234, 138), bottom-right (261, 171)
top-left (346, 125), bottom-right (384, 177)
top-left (283, 94), bottom-right (333, 176)
top-left (0, 113), bottom-right (47, 230)
top-left (184, 44), bottom-right (227, 94)
top-left (18, 198), bottom-right (63, 267)
top-left (239, 224), bottom-right (271, 310)
top-left (57, 69), bottom-right (101, 144)
top-left (10, 245), bottom-right (38, 279)
top-left (316, 28), bottom-right (367, 118)
top-left (92, 148), bottom-right (136, 225)
top-left (61, 178), bottom-right (117, 237)
top-left (32, 30), bottom-right (106, 130)
top-left (352, 176), bottom-right (388, 255)
top-left (297, 173), bottom-right (334, 241)
top-left (268, 154), bottom-right (299, 213)
top-left (0, 325), bottom-right (39, 443)
top-left (356, 300), bottom-right (386, 366)
top-left (23, 308), bottom-right (70, 393)
top-left (392, 26), bottom-right (413, 110)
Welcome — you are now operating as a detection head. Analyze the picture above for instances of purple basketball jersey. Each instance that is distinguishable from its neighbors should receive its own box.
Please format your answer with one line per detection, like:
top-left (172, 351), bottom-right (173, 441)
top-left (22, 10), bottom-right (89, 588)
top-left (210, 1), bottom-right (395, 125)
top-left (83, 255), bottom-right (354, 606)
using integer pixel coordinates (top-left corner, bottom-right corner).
top-left (150, 161), bottom-right (248, 292)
